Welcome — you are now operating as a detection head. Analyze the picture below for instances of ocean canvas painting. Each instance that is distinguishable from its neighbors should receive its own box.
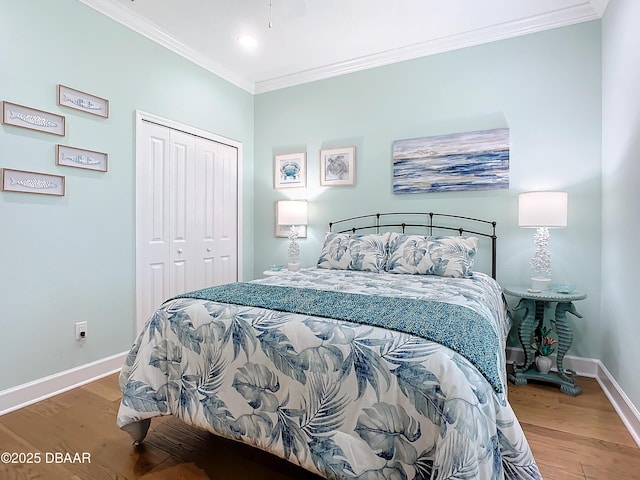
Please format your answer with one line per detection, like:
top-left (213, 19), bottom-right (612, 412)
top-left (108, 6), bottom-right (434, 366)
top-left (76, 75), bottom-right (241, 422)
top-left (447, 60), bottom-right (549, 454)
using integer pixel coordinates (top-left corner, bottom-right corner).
top-left (393, 128), bottom-right (510, 194)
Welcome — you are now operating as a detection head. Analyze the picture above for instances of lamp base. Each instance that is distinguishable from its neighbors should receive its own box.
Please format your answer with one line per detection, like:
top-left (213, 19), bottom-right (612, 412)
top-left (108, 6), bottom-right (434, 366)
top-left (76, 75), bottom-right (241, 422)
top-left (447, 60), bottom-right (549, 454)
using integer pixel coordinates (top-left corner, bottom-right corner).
top-left (288, 262), bottom-right (300, 272)
top-left (528, 277), bottom-right (551, 293)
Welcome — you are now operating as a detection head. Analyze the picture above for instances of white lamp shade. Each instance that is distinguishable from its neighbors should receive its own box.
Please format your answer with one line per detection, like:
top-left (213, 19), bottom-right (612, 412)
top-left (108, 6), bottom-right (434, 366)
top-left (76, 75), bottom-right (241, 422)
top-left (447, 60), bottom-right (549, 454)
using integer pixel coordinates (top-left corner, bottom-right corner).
top-left (518, 191), bottom-right (568, 228)
top-left (277, 200), bottom-right (308, 226)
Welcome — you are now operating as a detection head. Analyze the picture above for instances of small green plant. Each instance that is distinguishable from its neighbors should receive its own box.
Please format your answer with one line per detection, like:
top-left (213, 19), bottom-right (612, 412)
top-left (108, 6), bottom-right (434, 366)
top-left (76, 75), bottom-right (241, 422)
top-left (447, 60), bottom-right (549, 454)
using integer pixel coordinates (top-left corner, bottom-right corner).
top-left (532, 325), bottom-right (557, 356)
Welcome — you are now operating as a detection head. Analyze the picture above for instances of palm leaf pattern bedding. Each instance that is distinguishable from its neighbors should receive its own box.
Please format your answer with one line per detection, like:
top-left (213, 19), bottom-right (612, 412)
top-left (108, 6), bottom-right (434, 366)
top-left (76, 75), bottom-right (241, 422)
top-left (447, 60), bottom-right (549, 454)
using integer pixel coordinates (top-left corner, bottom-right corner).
top-left (117, 268), bottom-right (541, 480)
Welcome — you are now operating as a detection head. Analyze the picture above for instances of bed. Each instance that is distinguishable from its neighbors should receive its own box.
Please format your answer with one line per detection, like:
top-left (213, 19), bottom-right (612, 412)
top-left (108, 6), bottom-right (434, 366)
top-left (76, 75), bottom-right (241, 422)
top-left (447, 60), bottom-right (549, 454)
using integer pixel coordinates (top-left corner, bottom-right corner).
top-left (117, 212), bottom-right (542, 480)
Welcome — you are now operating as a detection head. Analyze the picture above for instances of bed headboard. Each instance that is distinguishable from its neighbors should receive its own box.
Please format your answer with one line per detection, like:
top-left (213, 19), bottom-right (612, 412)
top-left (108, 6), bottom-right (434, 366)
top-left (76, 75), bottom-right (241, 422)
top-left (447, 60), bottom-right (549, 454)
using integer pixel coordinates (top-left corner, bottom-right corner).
top-left (328, 212), bottom-right (497, 279)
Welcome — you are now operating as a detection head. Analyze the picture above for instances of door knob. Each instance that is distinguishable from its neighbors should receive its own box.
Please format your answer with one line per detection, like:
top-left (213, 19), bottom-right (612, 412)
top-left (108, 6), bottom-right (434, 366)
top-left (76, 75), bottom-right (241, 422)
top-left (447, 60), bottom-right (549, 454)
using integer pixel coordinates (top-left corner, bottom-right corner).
top-left (206, 248), bottom-right (212, 252)
top-left (177, 249), bottom-right (183, 254)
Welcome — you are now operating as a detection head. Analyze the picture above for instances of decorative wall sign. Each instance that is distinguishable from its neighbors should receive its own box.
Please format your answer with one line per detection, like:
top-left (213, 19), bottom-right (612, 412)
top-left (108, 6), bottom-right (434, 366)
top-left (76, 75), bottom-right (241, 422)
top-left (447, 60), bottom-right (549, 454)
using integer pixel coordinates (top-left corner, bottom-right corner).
top-left (57, 84), bottom-right (109, 118)
top-left (1, 168), bottom-right (65, 196)
top-left (274, 152), bottom-right (306, 189)
top-left (2, 101), bottom-right (65, 136)
top-left (392, 128), bottom-right (510, 194)
top-left (56, 145), bottom-right (108, 172)
top-left (320, 146), bottom-right (355, 186)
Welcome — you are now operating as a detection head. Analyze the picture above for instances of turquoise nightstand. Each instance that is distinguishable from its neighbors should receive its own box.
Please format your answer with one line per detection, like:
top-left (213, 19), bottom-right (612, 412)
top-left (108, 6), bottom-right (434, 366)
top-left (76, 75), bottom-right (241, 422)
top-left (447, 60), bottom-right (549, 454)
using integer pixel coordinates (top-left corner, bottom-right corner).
top-left (504, 286), bottom-right (586, 396)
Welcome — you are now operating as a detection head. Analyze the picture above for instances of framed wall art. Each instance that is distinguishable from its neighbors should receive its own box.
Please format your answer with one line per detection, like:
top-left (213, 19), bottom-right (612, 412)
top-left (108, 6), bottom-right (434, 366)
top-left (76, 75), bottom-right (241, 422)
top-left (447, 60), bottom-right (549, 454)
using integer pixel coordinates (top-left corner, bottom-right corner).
top-left (274, 152), bottom-right (306, 189)
top-left (57, 145), bottom-right (108, 172)
top-left (392, 128), bottom-right (510, 194)
top-left (2, 101), bottom-right (66, 136)
top-left (320, 146), bottom-right (355, 186)
top-left (1, 168), bottom-right (65, 196)
top-left (57, 84), bottom-right (109, 118)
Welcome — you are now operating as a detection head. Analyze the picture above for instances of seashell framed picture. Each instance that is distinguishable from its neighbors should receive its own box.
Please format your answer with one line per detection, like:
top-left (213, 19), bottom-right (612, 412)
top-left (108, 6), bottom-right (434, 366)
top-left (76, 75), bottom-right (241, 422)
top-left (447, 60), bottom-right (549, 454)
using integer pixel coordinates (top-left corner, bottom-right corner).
top-left (274, 152), bottom-right (306, 189)
top-left (320, 146), bottom-right (355, 186)
top-left (1, 168), bottom-right (65, 196)
top-left (57, 84), bottom-right (109, 118)
top-left (2, 101), bottom-right (66, 136)
top-left (56, 145), bottom-right (108, 172)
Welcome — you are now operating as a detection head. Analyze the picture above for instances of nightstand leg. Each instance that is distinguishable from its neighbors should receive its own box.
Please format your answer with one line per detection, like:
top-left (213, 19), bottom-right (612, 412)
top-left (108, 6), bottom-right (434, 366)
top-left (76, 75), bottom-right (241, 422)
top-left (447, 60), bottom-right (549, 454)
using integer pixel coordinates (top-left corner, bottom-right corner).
top-left (513, 299), bottom-right (537, 373)
top-left (553, 301), bottom-right (583, 385)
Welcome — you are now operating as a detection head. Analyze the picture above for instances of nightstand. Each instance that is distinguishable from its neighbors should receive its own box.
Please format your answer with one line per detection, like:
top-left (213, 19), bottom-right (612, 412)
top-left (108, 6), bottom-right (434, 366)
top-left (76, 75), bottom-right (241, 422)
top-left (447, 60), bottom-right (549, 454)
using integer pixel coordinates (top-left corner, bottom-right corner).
top-left (263, 268), bottom-right (287, 277)
top-left (504, 286), bottom-right (586, 396)
top-left (263, 266), bottom-right (311, 277)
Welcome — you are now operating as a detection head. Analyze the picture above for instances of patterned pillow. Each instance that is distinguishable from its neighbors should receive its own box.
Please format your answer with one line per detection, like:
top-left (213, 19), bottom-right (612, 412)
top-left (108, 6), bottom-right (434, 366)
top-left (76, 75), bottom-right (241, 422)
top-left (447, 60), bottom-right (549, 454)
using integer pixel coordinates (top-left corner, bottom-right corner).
top-left (317, 232), bottom-right (390, 272)
top-left (386, 233), bottom-right (478, 277)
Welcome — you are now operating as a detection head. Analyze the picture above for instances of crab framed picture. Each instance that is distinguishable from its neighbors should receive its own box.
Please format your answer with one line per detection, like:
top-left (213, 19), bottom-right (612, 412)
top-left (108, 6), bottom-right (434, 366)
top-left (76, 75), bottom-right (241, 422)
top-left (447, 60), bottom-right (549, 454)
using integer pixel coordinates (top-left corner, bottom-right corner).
top-left (320, 146), bottom-right (355, 186)
top-left (274, 152), bottom-right (306, 189)
top-left (1, 168), bottom-right (65, 196)
top-left (57, 84), bottom-right (109, 118)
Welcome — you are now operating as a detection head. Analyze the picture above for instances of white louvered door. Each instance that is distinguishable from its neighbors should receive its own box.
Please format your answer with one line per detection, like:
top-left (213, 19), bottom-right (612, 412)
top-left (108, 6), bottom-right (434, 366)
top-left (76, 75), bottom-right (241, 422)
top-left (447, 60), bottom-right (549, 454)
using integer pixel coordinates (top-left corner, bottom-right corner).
top-left (136, 115), bottom-right (239, 331)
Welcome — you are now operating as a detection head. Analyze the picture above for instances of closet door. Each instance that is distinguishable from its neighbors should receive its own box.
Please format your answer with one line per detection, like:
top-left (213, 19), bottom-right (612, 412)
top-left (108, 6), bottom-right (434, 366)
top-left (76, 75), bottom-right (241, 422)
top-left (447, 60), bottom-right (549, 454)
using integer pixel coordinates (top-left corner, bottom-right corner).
top-left (168, 130), bottom-right (197, 295)
top-left (195, 139), bottom-right (238, 289)
top-left (136, 120), bottom-right (171, 326)
top-left (136, 118), bottom-right (239, 330)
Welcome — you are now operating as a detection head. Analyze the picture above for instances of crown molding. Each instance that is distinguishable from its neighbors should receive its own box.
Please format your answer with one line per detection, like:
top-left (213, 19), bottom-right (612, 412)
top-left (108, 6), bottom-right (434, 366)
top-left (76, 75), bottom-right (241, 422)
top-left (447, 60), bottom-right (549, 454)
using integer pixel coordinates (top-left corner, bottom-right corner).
top-left (79, 0), bottom-right (607, 95)
top-left (254, 2), bottom-right (605, 93)
top-left (77, 0), bottom-right (256, 93)
top-left (590, 0), bottom-right (611, 17)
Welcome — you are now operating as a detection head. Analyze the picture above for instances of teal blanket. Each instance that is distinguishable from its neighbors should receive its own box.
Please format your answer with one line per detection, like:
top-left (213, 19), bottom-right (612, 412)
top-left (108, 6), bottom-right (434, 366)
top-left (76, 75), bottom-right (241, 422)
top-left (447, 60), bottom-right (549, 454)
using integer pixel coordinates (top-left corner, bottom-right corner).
top-left (175, 282), bottom-right (502, 392)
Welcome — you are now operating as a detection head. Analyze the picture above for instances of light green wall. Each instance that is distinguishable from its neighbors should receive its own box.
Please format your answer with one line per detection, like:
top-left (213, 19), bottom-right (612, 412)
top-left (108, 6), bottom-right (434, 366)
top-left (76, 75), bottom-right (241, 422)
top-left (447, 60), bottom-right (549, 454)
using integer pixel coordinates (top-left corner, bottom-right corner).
top-left (255, 22), bottom-right (602, 356)
top-left (602, 0), bottom-right (640, 411)
top-left (0, 0), bottom-right (254, 390)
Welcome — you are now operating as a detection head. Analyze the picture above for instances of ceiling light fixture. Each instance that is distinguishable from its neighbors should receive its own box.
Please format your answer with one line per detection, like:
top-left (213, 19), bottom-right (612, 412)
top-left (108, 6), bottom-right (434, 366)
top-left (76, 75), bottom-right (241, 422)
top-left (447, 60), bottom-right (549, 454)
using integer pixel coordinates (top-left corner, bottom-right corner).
top-left (237, 34), bottom-right (258, 48)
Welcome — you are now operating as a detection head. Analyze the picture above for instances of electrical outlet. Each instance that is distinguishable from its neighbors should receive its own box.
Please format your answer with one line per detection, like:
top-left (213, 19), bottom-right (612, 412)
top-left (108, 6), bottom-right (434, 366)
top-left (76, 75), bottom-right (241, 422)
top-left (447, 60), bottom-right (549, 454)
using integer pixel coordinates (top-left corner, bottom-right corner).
top-left (75, 321), bottom-right (87, 341)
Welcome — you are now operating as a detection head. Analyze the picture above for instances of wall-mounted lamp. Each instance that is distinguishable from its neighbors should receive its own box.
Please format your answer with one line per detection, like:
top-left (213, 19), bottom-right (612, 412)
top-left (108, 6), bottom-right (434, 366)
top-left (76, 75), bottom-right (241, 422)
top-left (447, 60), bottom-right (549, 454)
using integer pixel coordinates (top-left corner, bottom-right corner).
top-left (519, 191), bottom-right (568, 292)
top-left (276, 200), bottom-right (308, 271)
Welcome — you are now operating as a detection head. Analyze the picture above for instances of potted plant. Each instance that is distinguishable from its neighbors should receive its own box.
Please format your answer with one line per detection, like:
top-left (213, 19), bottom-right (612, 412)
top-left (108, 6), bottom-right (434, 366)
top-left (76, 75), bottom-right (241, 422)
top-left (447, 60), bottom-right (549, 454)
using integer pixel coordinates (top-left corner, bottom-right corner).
top-left (531, 325), bottom-right (557, 374)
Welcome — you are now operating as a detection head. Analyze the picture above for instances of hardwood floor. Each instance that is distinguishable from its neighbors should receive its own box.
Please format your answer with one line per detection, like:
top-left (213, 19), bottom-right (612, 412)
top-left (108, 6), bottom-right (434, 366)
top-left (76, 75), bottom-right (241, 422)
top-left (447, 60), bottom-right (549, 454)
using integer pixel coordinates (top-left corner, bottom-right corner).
top-left (0, 373), bottom-right (638, 479)
top-left (509, 378), bottom-right (640, 480)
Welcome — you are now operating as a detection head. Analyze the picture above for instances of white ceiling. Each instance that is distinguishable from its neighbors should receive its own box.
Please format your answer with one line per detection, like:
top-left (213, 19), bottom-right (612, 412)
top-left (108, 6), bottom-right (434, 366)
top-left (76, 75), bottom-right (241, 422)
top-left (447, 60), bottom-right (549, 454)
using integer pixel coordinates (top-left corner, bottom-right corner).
top-left (80, 0), bottom-right (608, 94)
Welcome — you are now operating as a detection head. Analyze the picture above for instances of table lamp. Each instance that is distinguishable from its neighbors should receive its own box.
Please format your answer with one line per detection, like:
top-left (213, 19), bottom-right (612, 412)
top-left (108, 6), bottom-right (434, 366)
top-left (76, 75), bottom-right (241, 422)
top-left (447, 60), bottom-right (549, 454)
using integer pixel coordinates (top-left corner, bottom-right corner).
top-left (518, 191), bottom-right (568, 292)
top-left (276, 200), bottom-right (308, 271)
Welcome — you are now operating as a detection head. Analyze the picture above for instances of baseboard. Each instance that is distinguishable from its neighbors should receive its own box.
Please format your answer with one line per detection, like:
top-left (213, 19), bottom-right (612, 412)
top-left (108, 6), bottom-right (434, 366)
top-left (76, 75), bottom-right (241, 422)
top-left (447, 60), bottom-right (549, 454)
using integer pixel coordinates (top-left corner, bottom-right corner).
top-left (592, 360), bottom-right (640, 448)
top-left (506, 347), bottom-right (640, 448)
top-left (0, 351), bottom-right (127, 416)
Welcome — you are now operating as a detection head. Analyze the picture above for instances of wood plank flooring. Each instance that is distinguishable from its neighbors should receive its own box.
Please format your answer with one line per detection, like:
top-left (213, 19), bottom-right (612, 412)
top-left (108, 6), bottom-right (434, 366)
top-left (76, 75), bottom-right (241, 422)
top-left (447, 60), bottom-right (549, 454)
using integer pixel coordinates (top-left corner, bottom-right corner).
top-left (0, 373), bottom-right (638, 479)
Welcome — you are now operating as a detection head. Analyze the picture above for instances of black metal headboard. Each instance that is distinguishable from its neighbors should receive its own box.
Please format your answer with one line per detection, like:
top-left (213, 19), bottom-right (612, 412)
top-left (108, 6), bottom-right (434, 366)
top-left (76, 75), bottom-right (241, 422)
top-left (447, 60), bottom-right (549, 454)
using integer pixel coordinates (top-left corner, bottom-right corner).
top-left (328, 212), bottom-right (497, 279)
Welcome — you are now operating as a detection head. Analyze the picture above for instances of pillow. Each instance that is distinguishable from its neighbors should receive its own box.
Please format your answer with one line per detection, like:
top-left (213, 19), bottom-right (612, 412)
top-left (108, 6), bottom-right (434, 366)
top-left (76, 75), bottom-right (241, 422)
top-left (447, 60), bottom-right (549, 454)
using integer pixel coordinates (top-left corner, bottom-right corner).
top-left (317, 232), bottom-right (390, 272)
top-left (386, 233), bottom-right (478, 277)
